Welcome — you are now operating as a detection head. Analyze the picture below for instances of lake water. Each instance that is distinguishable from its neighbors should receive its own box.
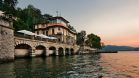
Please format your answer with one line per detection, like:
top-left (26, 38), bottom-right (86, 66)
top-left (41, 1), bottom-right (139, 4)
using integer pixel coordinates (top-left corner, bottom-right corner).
top-left (0, 51), bottom-right (139, 78)
top-left (100, 51), bottom-right (139, 78)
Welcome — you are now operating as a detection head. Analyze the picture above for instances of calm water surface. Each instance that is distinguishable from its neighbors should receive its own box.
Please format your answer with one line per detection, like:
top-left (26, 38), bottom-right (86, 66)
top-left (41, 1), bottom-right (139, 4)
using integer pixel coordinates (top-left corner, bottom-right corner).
top-left (100, 51), bottom-right (139, 78)
top-left (0, 51), bottom-right (139, 78)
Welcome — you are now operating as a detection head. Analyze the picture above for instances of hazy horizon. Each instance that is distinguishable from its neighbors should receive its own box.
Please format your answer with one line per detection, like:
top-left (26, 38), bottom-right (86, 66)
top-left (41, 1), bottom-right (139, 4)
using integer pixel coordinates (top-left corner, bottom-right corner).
top-left (17, 0), bottom-right (139, 47)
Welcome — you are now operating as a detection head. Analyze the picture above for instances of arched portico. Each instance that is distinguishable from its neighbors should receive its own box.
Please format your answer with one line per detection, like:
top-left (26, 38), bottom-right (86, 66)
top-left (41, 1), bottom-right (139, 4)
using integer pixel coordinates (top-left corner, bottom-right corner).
top-left (58, 47), bottom-right (64, 56)
top-left (65, 48), bottom-right (70, 55)
top-left (35, 45), bottom-right (46, 57)
top-left (14, 37), bottom-right (78, 57)
top-left (49, 46), bottom-right (57, 56)
top-left (15, 44), bottom-right (32, 58)
top-left (70, 48), bottom-right (74, 55)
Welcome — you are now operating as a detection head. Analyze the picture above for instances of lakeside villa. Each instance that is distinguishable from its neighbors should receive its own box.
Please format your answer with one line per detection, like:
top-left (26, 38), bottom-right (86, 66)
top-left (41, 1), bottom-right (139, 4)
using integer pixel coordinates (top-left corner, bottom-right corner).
top-left (0, 11), bottom-right (94, 62)
top-left (34, 16), bottom-right (76, 45)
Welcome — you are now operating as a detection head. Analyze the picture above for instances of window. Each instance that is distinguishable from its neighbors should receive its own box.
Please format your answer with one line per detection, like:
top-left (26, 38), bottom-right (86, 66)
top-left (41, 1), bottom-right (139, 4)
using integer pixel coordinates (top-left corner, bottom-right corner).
top-left (52, 28), bottom-right (54, 35)
top-left (58, 38), bottom-right (60, 42)
top-left (58, 27), bottom-right (60, 30)
top-left (46, 30), bottom-right (48, 35)
top-left (37, 31), bottom-right (39, 34)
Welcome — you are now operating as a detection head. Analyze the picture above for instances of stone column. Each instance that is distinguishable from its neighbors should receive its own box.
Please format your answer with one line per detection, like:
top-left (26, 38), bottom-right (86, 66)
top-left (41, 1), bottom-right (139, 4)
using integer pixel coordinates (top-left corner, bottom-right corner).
top-left (63, 49), bottom-right (65, 55)
top-left (30, 48), bottom-right (36, 57)
top-left (69, 50), bottom-right (71, 55)
top-left (45, 47), bottom-right (49, 56)
top-left (56, 48), bottom-right (59, 56)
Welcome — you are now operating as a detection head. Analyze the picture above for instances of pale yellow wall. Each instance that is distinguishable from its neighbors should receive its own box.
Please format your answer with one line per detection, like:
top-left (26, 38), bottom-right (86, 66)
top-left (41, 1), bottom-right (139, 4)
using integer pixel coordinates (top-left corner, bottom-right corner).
top-left (15, 49), bottom-right (29, 57)
top-left (35, 24), bottom-right (76, 44)
top-left (39, 30), bottom-right (42, 35)
top-left (48, 28), bottom-right (52, 35)
top-left (35, 50), bottom-right (43, 56)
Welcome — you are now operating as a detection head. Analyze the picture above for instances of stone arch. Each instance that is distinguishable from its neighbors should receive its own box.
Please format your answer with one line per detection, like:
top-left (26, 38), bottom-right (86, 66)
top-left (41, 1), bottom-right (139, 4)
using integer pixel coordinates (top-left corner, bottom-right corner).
top-left (70, 48), bottom-right (74, 55)
top-left (49, 46), bottom-right (56, 56)
top-left (35, 45), bottom-right (46, 57)
top-left (15, 41), bottom-right (32, 48)
top-left (65, 48), bottom-right (70, 55)
top-left (15, 44), bottom-right (32, 58)
top-left (58, 47), bottom-right (64, 56)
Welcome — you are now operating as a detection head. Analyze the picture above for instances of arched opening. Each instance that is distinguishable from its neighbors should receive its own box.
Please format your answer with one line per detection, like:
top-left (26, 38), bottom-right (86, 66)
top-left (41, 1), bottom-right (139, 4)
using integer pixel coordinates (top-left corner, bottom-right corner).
top-left (15, 44), bottom-right (32, 58)
top-left (35, 45), bottom-right (46, 57)
top-left (65, 48), bottom-right (70, 55)
top-left (49, 46), bottom-right (56, 56)
top-left (70, 48), bottom-right (74, 55)
top-left (58, 47), bottom-right (64, 56)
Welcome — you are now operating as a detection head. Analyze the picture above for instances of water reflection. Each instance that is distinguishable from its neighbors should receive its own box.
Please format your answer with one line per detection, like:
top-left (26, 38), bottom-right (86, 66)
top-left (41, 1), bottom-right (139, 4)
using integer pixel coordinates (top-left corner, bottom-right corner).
top-left (0, 54), bottom-right (102, 78)
top-left (0, 62), bottom-right (15, 78)
top-left (14, 56), bottom-right (74, 78)
top-left (1, 52), bottom-right (138, 78)
top-left (100, 51), bottom-right (139, 78)
top-left (0, 56), bottom-right (72, 78)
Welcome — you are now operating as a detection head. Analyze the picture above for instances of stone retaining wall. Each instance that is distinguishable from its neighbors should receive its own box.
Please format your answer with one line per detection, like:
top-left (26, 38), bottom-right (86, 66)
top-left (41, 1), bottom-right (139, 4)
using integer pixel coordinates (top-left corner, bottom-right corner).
top-left (0, 18), bottom-right (14, 62)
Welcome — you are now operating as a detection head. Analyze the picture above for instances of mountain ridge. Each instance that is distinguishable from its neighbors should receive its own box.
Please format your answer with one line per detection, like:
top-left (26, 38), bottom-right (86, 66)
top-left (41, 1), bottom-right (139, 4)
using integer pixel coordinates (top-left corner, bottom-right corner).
top-left (102, 45), bottom-right (139, 51)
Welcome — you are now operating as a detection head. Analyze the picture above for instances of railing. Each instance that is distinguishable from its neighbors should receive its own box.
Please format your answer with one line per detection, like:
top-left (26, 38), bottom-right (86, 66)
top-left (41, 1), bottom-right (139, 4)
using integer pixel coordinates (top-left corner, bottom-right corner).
top-left (15, 33), bottom-right (57, 43)
top-left (14, 33), bottom-right (76, 46)
top-left (14, 33), bottom-right (32, 39)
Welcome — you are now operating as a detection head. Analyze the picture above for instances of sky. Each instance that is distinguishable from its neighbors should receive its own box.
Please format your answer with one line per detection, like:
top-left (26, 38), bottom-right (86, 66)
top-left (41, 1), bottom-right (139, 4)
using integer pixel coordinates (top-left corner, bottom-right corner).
top-left (17, 0), bottom-right (139, 47)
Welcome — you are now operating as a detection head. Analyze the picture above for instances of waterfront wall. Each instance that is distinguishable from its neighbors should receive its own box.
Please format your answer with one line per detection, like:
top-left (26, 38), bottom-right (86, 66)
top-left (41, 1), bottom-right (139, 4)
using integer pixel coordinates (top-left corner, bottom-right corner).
top-left (0, 16), bottom-right (94, 62)
top-left (15, 49), bottom-right (29, 57)
top-left (0, 20), bottom-right (94, 63)
top-left (0, 18), bottom-right (14, 62)
top-left (14, 36), bottom-right (79, 57)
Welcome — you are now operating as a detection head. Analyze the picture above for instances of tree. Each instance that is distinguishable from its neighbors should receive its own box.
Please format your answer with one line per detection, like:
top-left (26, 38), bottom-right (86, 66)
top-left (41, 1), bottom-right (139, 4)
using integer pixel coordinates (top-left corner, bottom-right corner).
top-left (3, 0), bottom-right (18, 15)
top-left (4, 0), bottom-right (18, 7)
top-left (85, 33), bottom-right (102, 49)
top-left (43, 13), bottom-right (53, 23)
top-left (0, 0), bottom-right (3, 10)
top-left (1, 1), bottom-right (54, 32)
top-left (13, 19), bottom-right (29, 31)
top-left (13, 5), bottom-right (54, 32)
top-left (76, 30), bottom-right (86, 46)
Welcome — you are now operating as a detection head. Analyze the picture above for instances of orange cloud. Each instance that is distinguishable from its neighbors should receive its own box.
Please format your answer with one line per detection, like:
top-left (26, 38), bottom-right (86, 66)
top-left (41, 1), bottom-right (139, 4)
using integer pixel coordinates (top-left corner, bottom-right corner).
top-left (102, 35), bottom-right (139, 47)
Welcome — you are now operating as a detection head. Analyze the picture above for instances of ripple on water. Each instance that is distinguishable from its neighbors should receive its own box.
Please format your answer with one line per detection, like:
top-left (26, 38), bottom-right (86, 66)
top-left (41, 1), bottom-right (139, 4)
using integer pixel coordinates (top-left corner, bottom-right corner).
top-left (100, 52), bottom-right (139, 78)
top-left (0, 54), bottom-right (103, 78)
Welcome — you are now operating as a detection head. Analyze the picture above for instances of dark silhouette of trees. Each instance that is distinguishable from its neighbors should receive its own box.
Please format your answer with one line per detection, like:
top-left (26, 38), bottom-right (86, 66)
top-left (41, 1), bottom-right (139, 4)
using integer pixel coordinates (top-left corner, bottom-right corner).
top-left (0, 0), bottom-right (77, 32)
top-left (2, 0), bottom-right (18, 15)
top-left (13, 5), bottom-right (53, 31)
top-left (85, 33), bottom-right (102, 49)
top-left (0, 0), bottom-right (3, 10)
top-left (0, 0), bottom-right (53, 32)
top-left (76, 30), bottom-right (86, 45)
top-left (76, 31), bottom-right (102, 49)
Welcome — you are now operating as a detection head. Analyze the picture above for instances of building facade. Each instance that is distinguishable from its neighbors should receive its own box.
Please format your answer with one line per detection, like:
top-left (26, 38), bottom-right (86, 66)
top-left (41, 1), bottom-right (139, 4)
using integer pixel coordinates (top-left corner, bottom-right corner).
top-left (35, 16), bottom-right (77, 45)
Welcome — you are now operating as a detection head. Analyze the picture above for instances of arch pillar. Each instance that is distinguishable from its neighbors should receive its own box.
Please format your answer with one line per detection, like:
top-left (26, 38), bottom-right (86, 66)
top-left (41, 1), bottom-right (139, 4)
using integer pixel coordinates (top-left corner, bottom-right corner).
top-left (63, 48), bottom-right (65, 55)
top-left (30, 47), bottom-right (36, 57)
top-left (45, 47), bottom-right (49, 56)
top-left (69, 50), bottom-right (71, 55)
top-left (56, 48), bottom-right (59, 56)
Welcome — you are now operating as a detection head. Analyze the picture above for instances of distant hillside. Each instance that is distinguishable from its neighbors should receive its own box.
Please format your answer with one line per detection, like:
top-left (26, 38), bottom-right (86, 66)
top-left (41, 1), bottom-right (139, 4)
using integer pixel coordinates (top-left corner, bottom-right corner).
top-left (102, 45), bottom-right (136, 51)
top-left (134, 48), bottom-right (139, 51)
